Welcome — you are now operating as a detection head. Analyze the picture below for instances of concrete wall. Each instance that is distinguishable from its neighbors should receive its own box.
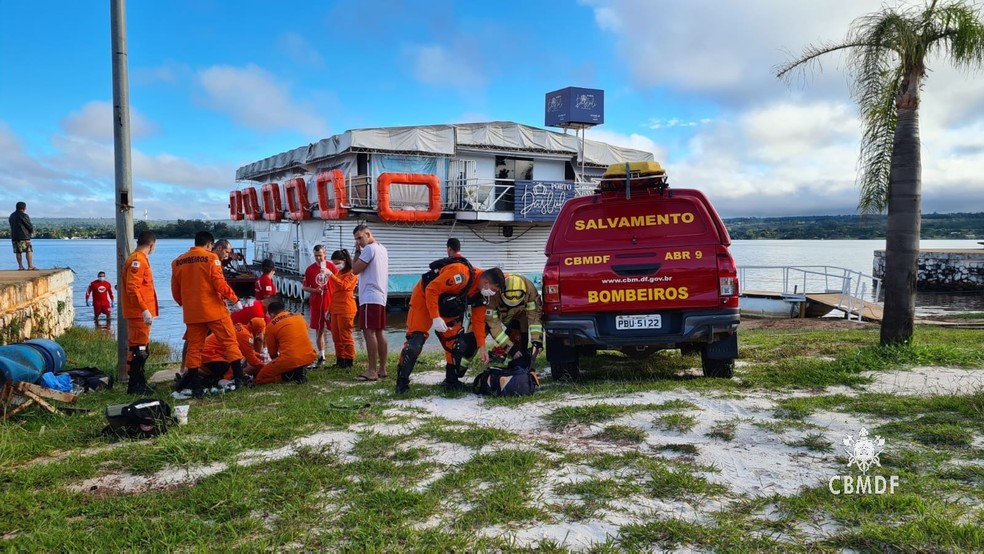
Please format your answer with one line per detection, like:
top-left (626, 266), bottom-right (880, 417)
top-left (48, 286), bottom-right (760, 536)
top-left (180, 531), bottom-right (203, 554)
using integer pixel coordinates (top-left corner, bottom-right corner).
top-left (873, 250), bottom-right (984, 292)
top-left (0, 269), bottom-right (75, 344)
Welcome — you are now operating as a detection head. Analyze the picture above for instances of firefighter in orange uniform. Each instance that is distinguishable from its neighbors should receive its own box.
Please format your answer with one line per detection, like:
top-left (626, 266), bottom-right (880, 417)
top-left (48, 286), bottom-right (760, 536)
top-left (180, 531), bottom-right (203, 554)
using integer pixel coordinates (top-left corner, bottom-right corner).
top-left (200, 317), bottom-right (266, 386)
top-left (171, 231), bottom-right (245, 394)
top-left (329, 249), bottom-right (358, 368)
top-left (394, 258), bottom-right (502, 394)
top-left (251, 301), bottom-right (318, 385)
top-left (121, 231), bottom-right (159, 395)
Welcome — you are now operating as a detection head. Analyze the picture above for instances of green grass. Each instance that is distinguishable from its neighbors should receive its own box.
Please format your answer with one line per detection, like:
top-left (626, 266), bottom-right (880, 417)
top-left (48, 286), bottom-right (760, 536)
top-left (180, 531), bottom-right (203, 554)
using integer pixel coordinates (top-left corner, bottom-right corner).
top-left (544, 399), bottom-right (699, 429)
top-left (706, 417), bottom-right (743, 441)
top-left (654, 413), bottom-right (699, 433)
top-left (786, 432), bottom-right (834, 453)
top-left (0, 324), bottom-right (982, 551)
top-left (593, 424), bottom-right (647, 443)
top-left (948, 312), bottom-right (984, 320)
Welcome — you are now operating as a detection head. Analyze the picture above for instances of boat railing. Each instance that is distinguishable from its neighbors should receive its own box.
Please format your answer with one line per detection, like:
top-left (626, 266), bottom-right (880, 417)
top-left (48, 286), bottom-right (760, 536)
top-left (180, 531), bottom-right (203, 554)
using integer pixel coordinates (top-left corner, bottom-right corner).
top-left (343, 173), bottom-right (597, 214)
top-left (738, 265), bottom-right (883, 313)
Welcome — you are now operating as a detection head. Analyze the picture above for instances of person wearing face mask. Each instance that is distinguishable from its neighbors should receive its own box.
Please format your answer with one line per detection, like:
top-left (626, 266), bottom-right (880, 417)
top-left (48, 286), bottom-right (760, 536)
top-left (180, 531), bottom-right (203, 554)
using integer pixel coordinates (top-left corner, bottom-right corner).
top-left (393, 259), bottom-right (501, 394)
top-left (328, 249), bottom-right (358, 368)
top-left (302, 244), bottom-right (337, 365)
top-left (485, 273), bottom-right (544, 361)
top-left (86, 271), bottom-right (115, 326)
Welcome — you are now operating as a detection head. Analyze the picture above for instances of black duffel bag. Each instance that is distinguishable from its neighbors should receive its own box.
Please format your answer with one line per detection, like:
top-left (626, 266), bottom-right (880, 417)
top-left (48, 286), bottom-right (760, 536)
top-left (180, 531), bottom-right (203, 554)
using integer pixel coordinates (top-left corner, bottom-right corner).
top-left (102, 398), bottom-right (174, 439)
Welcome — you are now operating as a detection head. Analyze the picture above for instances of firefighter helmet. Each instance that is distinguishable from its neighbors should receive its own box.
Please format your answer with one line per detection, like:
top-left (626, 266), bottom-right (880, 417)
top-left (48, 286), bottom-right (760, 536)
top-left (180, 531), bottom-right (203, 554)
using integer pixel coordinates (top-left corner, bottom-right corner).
top-left (502, 274), bottom-right (527, 307)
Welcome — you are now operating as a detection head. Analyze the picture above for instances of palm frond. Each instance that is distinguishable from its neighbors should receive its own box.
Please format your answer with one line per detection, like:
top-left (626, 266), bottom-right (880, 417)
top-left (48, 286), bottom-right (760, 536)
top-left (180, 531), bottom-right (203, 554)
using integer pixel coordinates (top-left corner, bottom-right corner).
top-left (927, 2), bottom-right (984, 67)
top-left (857, 66), bottom-right (901, 214)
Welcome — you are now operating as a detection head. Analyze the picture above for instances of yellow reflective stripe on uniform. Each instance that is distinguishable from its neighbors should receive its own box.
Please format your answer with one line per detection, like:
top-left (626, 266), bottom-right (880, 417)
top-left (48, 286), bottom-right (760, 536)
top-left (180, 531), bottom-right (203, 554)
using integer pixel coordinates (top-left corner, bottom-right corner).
top-left (493, 331), bottom-right (509, 346)
top-left (526, 301), bottom-right (537, 311)
top-left (529, 324), bottom-right (543, 334)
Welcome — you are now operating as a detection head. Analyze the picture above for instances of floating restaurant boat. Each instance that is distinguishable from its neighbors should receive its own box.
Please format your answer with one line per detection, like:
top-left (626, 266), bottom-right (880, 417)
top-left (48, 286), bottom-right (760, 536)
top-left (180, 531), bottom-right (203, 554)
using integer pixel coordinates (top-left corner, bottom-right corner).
top-left (229, 121), bottom-right (653, 300)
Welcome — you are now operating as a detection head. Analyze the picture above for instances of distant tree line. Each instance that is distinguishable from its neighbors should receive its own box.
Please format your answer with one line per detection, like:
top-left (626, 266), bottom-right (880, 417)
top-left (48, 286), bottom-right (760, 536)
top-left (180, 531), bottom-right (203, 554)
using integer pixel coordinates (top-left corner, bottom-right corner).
top-left (723, 213), bottom-right (984, 240)
top-left (0, 219), bottom-right (252, 240)
top-left (2, 214), bottom-right (981, 241)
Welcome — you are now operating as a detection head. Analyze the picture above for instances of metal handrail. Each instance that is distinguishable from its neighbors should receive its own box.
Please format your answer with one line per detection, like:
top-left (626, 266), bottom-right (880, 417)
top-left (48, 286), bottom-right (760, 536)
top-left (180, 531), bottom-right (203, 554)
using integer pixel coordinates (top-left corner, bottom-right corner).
top-left (738, 265), bottom-right (882, 304)
top-left (341, 174), bottom-right (597, 213)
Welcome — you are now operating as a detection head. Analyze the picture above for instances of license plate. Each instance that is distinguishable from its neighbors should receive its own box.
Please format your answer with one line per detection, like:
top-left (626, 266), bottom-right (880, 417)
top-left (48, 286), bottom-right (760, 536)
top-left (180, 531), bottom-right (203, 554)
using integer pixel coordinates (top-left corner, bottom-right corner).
top-left (615, 314), bottom-right (662, 330)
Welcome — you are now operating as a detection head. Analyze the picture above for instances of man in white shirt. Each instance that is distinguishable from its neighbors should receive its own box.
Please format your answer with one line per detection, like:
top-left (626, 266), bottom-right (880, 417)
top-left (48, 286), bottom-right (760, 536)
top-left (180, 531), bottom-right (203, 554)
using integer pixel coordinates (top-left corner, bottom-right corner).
top-left (352, 224), bottom-right (390, 380)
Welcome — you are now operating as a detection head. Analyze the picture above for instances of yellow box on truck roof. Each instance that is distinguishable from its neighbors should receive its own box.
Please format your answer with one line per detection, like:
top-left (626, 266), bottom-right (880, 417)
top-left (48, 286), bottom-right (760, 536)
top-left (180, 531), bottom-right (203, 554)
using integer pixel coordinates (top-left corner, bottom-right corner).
top-left (602, 161), bottom-right (666, 179)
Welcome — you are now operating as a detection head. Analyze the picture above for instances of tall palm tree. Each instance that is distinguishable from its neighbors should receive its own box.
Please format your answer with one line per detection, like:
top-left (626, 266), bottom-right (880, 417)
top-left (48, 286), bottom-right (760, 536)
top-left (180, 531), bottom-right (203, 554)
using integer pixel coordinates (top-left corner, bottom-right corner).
top-left (777, 0), bottom-right (984, 345)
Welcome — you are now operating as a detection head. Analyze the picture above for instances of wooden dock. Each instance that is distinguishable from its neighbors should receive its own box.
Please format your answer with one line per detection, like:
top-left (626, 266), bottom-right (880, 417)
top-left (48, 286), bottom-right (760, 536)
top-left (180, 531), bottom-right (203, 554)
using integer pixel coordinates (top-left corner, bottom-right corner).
top-left (805, 293), bottom-right (884, 322)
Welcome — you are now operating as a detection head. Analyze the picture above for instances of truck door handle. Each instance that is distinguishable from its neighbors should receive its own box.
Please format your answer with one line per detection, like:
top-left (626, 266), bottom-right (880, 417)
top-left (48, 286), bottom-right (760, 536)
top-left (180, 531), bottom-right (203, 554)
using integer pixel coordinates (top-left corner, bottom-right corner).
top-left (611, 263), bottom-right (661, 276)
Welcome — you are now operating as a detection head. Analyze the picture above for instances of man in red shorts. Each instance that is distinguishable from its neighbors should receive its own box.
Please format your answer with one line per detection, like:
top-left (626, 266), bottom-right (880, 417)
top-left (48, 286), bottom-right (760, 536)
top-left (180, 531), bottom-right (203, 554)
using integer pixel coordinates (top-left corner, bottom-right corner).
top-left (302, 245), bottom-right (336, 366)
top-left (85, 271), bottom-right (115, 326)
top-left (352, 224), bottom-right (389, 380)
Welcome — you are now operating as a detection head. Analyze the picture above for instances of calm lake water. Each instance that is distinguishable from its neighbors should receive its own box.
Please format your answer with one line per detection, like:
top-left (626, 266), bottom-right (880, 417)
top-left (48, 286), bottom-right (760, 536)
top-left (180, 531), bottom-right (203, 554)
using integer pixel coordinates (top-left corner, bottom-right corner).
top-left (17, 238), bottom-right (984, 350)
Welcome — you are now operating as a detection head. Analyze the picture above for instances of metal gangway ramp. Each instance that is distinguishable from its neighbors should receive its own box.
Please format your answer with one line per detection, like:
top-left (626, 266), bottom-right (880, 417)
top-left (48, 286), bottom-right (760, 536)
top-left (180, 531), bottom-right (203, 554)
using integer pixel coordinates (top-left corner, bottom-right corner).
top-left (738, 265), bottom-right (884, 322)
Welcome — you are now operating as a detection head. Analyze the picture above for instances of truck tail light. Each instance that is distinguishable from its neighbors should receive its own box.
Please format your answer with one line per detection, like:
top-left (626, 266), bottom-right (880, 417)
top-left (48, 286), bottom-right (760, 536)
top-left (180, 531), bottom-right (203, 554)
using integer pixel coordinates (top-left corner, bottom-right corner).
top-left (543, 263), bottom-right (560, 304)
top-left (717, 252), bottom-right (739, 305)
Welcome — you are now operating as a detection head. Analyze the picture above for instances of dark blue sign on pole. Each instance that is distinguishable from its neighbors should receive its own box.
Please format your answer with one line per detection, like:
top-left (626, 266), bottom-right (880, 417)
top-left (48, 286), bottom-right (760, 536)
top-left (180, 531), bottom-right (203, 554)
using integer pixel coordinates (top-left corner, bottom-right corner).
top-left (514, 180), bottom-right (580, 222)
top-left (545, 87), bottom-right (605, 128)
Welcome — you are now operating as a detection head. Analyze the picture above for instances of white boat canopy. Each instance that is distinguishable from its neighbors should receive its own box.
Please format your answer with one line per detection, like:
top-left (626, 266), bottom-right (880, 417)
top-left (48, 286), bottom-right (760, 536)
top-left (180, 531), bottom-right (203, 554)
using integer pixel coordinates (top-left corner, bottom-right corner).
top-left (236, 121), bottom-right (654, 181)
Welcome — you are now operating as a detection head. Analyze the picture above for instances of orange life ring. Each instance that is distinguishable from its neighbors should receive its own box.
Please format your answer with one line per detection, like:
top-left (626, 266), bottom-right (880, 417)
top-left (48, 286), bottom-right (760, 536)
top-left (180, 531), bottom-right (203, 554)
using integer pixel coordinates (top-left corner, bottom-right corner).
top-left (376, 173), bottom-right (442, 222)
top-left (316, 169), bottom-right (348, 220)
top-left (284, 178), bottom-right (310, 220)
top-left (261, 182), bottom-right (283, 222)
top-left (229, 190), bottom-right (244, 221)
top-left (242, 187), bottom-right (262, 221)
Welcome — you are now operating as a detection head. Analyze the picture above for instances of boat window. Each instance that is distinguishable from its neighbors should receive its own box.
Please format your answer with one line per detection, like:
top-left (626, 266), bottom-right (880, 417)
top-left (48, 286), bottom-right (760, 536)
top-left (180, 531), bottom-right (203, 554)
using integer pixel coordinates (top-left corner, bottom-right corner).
top-left (494, 156), bottom-right (534, 211)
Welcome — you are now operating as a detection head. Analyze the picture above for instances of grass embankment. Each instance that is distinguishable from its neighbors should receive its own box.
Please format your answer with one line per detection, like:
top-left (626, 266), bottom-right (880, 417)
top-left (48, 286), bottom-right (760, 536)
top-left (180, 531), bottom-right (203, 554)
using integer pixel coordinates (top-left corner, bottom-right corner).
top-left (0, 322), bottom-right (982, 551)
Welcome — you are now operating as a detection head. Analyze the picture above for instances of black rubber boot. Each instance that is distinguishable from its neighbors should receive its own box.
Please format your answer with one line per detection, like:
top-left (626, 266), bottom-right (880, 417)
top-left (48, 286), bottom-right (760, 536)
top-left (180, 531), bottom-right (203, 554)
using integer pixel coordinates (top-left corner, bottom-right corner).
top-left (230, 360), bottom-right (248, 389)
top-left (126, 346), bottom-right (155, 395)
top-left (441, 364), bottom-right (469, 391)
top-left (176, 368), bottom-right (206, 398)
top-left (394, 340), bottom-right (420, 395)
top-left (126, 370), bottom-right (155, 395)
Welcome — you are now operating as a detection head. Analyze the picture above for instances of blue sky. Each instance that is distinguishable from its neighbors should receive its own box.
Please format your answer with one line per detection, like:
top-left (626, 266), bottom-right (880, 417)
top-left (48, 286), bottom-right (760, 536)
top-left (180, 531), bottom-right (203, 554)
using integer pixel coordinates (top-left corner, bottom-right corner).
top-left (2, 0), bottom-right (983, 219)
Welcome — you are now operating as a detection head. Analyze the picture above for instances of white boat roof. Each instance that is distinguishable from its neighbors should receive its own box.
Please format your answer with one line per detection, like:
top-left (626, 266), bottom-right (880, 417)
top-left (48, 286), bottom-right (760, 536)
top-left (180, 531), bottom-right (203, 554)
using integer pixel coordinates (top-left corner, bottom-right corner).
top-left (236, 121), bottom-right (655, 180)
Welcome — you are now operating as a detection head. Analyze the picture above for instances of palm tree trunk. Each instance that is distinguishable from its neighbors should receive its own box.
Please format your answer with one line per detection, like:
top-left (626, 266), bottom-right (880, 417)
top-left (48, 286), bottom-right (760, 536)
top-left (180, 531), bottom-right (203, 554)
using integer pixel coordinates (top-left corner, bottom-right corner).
top-left (880, 99), bottom-right (921, 345)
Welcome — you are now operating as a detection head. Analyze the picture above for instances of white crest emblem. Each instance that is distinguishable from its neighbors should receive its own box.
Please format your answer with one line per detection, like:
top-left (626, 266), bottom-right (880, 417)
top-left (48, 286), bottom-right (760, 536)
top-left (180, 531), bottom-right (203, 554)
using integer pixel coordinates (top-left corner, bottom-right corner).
top-left (214, 259), bottom-right (221, 266)
top-left (843, 427), bottom-right (885, 474)
top-left (453, 274), bottom-right (463, 285)
top-left (315, 272), bottom-right (329, 287)
top-left (131, 261), bottom-right (140, 267)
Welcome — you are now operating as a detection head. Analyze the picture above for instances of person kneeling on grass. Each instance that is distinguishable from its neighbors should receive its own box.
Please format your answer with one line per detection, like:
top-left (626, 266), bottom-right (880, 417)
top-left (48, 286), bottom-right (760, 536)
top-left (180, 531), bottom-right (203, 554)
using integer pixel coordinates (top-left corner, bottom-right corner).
top-left (199, 317), bottom-right (267, 387)
top-left (247, 301), bottom-right (317, 385)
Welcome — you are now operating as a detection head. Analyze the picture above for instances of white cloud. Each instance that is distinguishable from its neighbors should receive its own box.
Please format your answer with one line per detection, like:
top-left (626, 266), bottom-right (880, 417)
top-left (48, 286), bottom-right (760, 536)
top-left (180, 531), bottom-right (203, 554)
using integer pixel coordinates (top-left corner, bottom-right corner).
top-left (584, 0), bottom-right (984, 216)
top-left (276, 33), bottom-right (324, 67)
top-left (406, 44), bottom-right (486, 92)
top-left (647, 118), bottom-right (710, 130)
top-left (131, 62), bottom-right (188, 86)
top-left (61, 101), bottom-right (158, 143)
top-left (198, 64), bottom-right (327, 136)
top-left (587, 128), bottom-right (666, 160)
top-left (583, 0), bottom-right (885, 103)
top-left (0, 103), bottom-right (237, 218)
top-left (667, 99), bottom-right (984, 217)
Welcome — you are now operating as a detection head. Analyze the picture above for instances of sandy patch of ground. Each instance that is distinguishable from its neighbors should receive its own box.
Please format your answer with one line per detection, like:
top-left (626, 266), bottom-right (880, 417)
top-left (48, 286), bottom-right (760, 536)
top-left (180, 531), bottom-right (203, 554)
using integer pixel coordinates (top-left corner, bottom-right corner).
top-left (739, 318), bottom-right (876, 331)
top-left (66, 364), bottom-right (981, 550)
top-left (861, 366), bottom-right (984, 395)
top-left (71, 430), bottom-right (357, 495)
